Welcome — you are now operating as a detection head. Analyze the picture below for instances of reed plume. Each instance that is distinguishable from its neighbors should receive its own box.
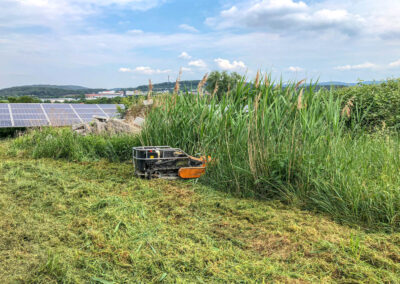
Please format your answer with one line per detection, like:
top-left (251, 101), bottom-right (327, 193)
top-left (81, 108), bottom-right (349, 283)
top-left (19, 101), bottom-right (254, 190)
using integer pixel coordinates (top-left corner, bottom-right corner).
top-left (148, 79), bottom-right (153, 99)
top-left (297, 88), bottom-right (304, 110)
top-left (265, 74), bottom-right (270, 87)
top-left (255, 70), bottom-right (260, 88)
top-left (174, 68), bottom-right (182, 94)
top-left (296, 79), bottom-right (306, 89)
top-left (342, 98), bottom-right (354, 118)
top-left (197, 73), bottom-right (208, 96)
top-left (212, 81), bottom-right (219, 98)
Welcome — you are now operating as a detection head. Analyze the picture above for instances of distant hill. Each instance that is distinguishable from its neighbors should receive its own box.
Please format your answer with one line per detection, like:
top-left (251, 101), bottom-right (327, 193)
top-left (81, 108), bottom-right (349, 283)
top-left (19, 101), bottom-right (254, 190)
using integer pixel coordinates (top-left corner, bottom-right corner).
top-left (2, 84), bottom-right (90, 91)
top-left (0, 85), bottom-right (105, 98)
top-left (318, 81), bottom-right (354, 87)
top-left (318, 81), bottom-right (383, 87)
top-left (23, 85), bottom-right (90, 90)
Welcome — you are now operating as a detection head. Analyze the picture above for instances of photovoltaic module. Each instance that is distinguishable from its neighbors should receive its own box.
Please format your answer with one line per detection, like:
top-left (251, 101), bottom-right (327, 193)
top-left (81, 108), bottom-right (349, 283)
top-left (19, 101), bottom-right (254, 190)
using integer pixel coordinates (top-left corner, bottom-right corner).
top-left (0, 103), bottom-right (123, 128)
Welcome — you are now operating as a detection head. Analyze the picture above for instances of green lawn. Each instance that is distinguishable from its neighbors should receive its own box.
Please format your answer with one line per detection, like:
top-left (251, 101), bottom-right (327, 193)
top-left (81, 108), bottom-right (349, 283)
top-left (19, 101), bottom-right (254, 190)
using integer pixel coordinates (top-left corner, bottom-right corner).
top-left (0, 140), bottom-right (399, 283)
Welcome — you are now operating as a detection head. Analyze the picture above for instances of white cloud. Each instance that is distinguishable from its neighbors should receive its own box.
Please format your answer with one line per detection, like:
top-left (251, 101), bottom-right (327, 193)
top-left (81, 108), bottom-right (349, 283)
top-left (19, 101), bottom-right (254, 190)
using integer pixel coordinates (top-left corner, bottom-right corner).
top-left (178, 52), bottom-right (192, 59)
top-left (133, 66), bottom-right (171, 75)
top-left (179, 24), bottom-right (199, 33)
top-left (181, 67), bottom-right (192, 72)
top-left (128, 29), bottom-right (144, 34)
top-left (288, 66), bottom-right (304, 72)
top-left (119, 67), bottom-right (132, 72)
top-left (120, 66), bottom-right (172, 74)
top-left (334, 62), bottom-right (377, 71)
top-left (205, 0), bottom-right (364, 35)
top-left (188, 59), bottom-right (207, 69)
top-left (214, 58), bottom-right (246, 71)
top-left (2, 0), bottom-right (400, 88)
top-left (0, 0), bottom-right (166, 30)
top-left (389, 59), bottom-right (400, 68)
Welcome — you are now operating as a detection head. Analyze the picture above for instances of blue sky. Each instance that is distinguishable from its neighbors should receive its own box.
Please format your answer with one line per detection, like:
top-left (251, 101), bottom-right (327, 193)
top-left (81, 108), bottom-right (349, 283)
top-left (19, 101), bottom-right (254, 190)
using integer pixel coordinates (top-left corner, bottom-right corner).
top-left (0, 0), bottom-right (400, 88)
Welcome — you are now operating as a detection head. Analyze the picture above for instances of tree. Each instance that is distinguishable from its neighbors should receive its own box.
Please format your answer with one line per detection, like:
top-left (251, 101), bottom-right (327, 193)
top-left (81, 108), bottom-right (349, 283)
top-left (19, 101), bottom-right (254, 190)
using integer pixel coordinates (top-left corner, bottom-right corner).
top-left (206, 71), bottom-right (242, 100)
top-left (7, 96), bottom-right (41, 103)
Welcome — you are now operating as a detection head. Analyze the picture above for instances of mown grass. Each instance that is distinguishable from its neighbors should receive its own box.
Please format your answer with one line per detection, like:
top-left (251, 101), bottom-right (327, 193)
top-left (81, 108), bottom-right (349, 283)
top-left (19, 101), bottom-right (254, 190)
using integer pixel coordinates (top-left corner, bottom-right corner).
top-left (1, 141), bottom-right (400, 283)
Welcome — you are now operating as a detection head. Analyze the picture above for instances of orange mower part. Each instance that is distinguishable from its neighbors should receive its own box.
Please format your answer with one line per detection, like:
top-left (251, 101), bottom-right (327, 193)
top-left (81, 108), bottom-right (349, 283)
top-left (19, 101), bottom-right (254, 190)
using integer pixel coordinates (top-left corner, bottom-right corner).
top-left (178, 167), bottom-right (206, 179)
top-left (178, 155), bottom-right (211, 179)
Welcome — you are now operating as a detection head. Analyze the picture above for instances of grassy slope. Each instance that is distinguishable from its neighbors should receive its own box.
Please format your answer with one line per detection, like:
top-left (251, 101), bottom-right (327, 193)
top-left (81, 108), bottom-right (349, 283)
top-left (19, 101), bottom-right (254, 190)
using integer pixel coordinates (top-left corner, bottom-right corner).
top-left (0, 141), bottom-right (400, 283)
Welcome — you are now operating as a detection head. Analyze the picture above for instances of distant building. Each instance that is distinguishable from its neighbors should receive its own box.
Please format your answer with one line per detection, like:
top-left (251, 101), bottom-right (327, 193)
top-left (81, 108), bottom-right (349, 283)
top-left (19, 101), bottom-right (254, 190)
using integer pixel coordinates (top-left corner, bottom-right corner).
top-left (41, 98), bottom-right (77, 103)
top-left (98, 90), bottom-right (116, 95)
top-left (126, 91), bottom-right (135, 96)
top-left (85, 93), bottom-right (102, 100)
top-left (85, 91), bottom-right (124, 100)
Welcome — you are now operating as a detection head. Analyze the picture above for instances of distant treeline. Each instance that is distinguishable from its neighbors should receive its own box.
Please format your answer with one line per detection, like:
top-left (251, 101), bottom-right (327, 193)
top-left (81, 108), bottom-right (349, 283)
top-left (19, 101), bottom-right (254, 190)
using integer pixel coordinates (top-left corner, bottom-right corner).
top-left (122, 80), bottom-right (201, 92)
top-left (0, 86), bottom-right (105, 98)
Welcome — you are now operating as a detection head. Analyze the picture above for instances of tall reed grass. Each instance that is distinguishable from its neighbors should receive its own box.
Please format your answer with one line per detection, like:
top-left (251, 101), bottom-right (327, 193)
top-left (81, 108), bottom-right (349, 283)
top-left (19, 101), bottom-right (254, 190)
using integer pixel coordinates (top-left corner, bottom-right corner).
top-left (140, 76), bottom-right (400, 230)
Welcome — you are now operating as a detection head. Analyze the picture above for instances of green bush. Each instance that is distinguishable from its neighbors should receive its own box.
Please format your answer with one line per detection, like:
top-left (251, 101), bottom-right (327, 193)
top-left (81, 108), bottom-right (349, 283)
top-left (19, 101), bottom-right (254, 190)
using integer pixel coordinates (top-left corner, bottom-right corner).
top-left (332, 79), bottom-right (400, 130)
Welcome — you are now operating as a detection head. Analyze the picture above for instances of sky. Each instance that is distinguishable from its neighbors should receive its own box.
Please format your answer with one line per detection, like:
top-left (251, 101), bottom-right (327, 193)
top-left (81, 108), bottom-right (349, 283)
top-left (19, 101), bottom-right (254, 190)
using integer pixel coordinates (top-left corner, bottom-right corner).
top-left (0, 0), bottom-right (400, 88)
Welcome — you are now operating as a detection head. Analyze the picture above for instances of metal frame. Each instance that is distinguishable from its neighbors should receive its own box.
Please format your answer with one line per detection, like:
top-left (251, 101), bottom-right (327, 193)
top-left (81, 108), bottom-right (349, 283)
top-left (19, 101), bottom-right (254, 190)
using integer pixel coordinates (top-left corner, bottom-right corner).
top-left (132, 146), bottom-right (189, 160)
top-left (132, 146), bottom-right (192, 179)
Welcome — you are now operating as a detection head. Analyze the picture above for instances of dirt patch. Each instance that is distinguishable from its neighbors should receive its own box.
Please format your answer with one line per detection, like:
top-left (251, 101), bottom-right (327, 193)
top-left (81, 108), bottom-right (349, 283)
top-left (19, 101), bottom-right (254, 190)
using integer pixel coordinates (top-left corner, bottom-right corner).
top-left (249, 233), bottom-right (296, 259)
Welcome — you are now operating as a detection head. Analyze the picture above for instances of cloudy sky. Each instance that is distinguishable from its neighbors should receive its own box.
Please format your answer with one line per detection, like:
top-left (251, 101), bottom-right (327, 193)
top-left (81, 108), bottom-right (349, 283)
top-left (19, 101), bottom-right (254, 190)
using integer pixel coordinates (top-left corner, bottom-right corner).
top-left (0, 0), bottom-right (400, 88)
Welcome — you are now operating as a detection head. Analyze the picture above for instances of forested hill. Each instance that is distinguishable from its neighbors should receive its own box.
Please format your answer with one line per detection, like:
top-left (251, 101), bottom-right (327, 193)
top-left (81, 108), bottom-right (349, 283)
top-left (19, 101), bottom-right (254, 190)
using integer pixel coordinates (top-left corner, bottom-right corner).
top-left (0, 85), bottom-right (105, 98)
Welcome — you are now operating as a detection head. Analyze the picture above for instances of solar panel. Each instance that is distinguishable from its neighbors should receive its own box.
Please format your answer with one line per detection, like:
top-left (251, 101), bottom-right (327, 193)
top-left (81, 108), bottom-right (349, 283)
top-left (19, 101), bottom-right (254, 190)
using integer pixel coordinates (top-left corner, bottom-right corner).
top-left (13, 120), bottom-right (49, 127)
top-left (43, 104), bottom-right (72, 108)
top-left (43, 104), bottom-right (80, 126)
top-left (51, 119), bottom-right (82, 127)
top-left (99, 104), bottom-right (122, 109)
top-left (10, 104), bottom-right (42, 109)
top-left (103, 109), bottom-right (118, 114)
top-left (0, 103), bottom-right (122, 128)
top-left (71, 104), bottom-right (99, 109)
top-left (0, 121), bottom-right (12, 127)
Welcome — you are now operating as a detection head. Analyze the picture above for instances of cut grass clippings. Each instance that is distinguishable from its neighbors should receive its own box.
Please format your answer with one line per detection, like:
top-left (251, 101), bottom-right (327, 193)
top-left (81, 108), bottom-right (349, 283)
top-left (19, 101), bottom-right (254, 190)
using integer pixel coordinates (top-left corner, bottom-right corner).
top-left (0, 142), bottom-right (399, 283)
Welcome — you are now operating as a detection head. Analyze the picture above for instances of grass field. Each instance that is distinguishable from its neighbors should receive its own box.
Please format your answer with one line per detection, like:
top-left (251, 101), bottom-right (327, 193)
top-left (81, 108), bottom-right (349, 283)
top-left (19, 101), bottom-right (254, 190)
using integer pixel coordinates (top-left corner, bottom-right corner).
top-left (1, 140), bottom-right (400, 283)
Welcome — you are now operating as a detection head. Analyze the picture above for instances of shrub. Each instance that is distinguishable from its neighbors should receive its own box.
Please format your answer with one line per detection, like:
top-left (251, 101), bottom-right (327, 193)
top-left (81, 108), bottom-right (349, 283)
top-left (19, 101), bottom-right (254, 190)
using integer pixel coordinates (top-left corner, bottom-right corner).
top-left (332, 79), bottom-right (400, 130)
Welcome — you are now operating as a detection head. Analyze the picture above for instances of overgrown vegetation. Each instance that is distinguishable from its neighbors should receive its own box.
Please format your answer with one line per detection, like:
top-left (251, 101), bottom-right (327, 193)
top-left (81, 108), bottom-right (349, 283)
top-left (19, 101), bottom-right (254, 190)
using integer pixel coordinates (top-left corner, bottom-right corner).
top-left (10, 128), bottom-right (140, 162)
top-left (332, 78), bottom-right (400, 130)
top-left (1, 144), bottom-right (399, 283)
top-left (9, 76), bottom-right (400, 232)
top-left (141, 76), bottom-right (400, 231)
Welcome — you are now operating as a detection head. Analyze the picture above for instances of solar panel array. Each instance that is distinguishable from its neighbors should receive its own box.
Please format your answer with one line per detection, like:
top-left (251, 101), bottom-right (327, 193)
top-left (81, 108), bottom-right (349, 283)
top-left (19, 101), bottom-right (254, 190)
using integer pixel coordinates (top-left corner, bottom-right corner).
top-left (0, 103), bottom-right (122, 128)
